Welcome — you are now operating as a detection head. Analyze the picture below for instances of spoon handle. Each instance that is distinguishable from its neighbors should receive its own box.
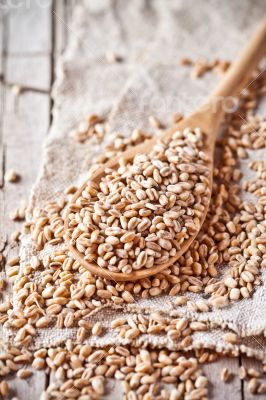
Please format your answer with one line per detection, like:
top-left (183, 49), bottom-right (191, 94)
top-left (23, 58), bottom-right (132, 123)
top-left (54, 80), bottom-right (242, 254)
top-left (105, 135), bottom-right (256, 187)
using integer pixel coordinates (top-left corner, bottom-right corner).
top-left (211, 16), bottom-right (266, 99)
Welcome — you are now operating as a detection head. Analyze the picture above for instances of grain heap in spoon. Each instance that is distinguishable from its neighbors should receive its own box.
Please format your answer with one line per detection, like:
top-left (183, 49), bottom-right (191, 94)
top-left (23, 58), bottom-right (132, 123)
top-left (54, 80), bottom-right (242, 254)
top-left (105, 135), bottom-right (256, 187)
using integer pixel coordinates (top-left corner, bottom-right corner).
top-left (66, 127), bottom-right (210, 275)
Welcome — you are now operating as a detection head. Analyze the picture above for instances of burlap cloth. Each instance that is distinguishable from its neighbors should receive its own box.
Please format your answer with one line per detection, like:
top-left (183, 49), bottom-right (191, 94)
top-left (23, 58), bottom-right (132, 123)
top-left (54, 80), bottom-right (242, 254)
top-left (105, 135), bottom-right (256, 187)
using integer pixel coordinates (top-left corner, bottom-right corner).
top-left (5, 0), bottom-right (266, 360)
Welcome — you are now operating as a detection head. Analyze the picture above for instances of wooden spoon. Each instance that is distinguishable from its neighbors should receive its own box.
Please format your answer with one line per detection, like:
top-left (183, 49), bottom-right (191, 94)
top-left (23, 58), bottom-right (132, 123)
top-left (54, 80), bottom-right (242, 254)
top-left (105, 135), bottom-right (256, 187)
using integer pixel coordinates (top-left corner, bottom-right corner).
top-left (67, 18), bottom-right (266, 282)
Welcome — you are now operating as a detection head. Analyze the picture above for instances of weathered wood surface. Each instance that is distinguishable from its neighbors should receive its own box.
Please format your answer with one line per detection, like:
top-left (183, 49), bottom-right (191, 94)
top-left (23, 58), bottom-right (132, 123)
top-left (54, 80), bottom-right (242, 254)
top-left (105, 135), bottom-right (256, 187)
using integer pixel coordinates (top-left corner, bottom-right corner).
top-left (203, 357), bottom-right (242, 400)
top-left (5, 55), bottom-right (51, 91)
top-left (0, 1), bottom-right (261, 399)
top-left (0, 1), bottom-right (53, 398)
top-left (0, 13), bottom-right (4, 79)
top-left (7, 1), bottom-right (52, 55)
top-left (241, 357), bottom-right (264, 400)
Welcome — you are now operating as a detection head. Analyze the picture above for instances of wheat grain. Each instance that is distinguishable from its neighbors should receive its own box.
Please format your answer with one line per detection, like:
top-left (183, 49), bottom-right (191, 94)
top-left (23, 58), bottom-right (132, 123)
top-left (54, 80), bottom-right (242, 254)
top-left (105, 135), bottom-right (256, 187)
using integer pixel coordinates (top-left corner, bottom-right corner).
top-left (247, 367), bottom-right (260, 378)
top-left (17, 369), bottom-right (32, 379)
top-left (248, 377), bottom-right (259, 394)
top-left (223, 332), bottom-right (239, 344)
top-left (92, 322), bottom-right (103, 336)
top-left (220, 367), bottom-right (230, 382)
top-left (0, 380), bottom-right (9, 396)
top-left (5, 169), bottom-right (20, 183)
top-left (258, 383), bottom-right (266, 394)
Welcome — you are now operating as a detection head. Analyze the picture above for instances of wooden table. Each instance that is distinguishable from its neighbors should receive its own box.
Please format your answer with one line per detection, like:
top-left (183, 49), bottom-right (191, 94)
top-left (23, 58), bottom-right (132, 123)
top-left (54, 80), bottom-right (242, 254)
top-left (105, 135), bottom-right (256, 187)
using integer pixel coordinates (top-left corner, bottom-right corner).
top-left (0, 2), bottom-right (261, 399)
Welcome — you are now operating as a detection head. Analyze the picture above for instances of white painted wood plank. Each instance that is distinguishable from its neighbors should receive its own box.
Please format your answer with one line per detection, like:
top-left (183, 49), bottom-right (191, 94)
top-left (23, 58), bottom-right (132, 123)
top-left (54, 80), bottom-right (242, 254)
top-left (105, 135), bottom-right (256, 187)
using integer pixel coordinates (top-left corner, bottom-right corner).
top-left (0, 142), bottom-right (3, 189)
top-left (1, 3), bottom-right (53, 398)
top-left (51, 358), bottom-right (243, 400)
top-left (0, 13), bottom-right (4, 77)
top-left (0, 194), bottom-right (5, 251)
top-left (203, 357), bottom-right (242, 400)
top-left (241, 357), bottom-right (264, 400)
top-left (0, 82), bottom-right (5, 249)
top-left (8, 371), bottom-right (47, 399)
top-left (7, 0), bottom-right (52, 55)
top-left (0, 81), bottom-right (4, 188)
top-left (6, 55), bottom-right (51, 91)
top-left (3, 88), bottom-right (50, 144)
top-left (1, 88), bottom-right (50, 400)
top-left (1, 88), bottom-right (50, 231)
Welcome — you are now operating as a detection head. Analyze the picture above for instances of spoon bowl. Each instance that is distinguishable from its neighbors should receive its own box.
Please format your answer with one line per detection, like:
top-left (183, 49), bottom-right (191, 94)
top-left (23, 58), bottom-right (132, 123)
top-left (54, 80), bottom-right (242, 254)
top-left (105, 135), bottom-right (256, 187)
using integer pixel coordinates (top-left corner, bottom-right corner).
top-left (66, 114), bottom-right (214, 282)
